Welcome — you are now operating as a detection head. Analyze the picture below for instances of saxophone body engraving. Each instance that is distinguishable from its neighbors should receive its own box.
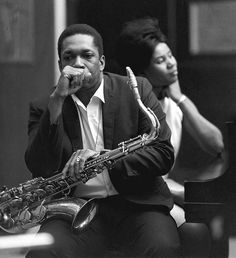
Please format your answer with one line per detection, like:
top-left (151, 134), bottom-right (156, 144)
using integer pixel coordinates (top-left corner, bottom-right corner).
top-left (0, 67), bottom-right (160, 233)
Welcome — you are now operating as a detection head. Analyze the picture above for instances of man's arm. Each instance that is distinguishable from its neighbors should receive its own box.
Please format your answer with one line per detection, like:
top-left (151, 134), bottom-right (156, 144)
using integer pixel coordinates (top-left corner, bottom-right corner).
top-left (24, 102), bottom-right (69, 178)
top-left (110, 77), bottom-right (175, 180)
top-left (25, 66), bottom-right (89, 178)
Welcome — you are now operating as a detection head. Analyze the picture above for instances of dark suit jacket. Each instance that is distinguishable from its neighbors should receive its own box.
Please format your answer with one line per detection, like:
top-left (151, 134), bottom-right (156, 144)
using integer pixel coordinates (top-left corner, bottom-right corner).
top-left (25, 72), bottom-right (175, 210)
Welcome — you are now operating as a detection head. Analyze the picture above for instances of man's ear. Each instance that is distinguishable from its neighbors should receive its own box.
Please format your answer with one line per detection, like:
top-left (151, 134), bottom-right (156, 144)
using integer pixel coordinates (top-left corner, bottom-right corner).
top-left (58, 59), bottom-right (62, 72)
top-left (100, 55), bottom-right (105, 71)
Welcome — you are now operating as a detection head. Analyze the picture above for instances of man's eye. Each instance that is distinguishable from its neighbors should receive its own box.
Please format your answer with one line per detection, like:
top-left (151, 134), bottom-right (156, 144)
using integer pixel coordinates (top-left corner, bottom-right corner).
top-left (63, 55), bottom-right (72, 61)
top-left (83, 53), bottom-right (94, 59)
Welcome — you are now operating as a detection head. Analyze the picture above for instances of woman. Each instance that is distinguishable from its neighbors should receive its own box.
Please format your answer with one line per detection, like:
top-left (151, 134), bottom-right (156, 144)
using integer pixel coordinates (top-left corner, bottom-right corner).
top-left (116, 16), bottom-right (224, 257)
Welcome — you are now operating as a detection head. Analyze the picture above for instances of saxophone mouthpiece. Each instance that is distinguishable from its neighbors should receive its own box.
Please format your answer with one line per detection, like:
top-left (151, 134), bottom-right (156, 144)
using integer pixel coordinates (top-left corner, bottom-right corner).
top-left (126, 66), bottom-right (140, 100)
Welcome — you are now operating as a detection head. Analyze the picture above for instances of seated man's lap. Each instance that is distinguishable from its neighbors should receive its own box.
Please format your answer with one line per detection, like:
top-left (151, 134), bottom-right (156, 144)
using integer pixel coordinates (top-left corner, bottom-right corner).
top-left (26, 198), bottom-right (182, 258)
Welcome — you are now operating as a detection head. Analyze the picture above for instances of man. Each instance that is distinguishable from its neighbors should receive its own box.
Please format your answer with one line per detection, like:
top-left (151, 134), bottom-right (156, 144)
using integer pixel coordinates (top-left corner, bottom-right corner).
top-left (25, 23), bottom-right (181, 257)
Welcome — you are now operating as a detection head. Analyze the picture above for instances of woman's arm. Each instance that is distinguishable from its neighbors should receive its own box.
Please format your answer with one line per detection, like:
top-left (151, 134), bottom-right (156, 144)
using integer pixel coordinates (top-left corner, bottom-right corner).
top-left (179, 97), bottom-right (224, 156)
top-left (167, 80), bottom-right (224, 156)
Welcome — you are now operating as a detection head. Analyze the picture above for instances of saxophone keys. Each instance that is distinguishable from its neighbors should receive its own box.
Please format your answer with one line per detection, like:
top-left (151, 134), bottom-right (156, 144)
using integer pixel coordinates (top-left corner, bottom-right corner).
top-left (30, 205), bottom-right (47, 221)
top-left (34, 189), bottom-right (47, 199)
top-left (1, 213), bottom-right (15, 229)
top-left (18, 209), bottom-right (32, 223)
top-left (0, 192), bottom-right (11, 202)
top-left (0, 185), bottom-right (8, 192)
top-left (24, 193), bottom-right (35, 203)
top-left (11, 197), bottom-right (23, 208)
top-left (44, 184), bottom-right (55, 194)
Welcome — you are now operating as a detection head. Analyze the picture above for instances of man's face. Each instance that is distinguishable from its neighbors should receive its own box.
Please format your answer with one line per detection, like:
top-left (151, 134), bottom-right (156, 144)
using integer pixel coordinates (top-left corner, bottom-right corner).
top-left (59, 34), bottom-right (105, 90)
top-left (144, 42), bottom-right (178, 88)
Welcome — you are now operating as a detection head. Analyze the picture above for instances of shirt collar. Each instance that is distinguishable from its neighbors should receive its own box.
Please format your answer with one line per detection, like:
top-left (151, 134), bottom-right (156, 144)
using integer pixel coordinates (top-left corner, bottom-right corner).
top-left (93, 78), bottom-right (105, 103)
top-left (72, 78), bottom-right (105, 108)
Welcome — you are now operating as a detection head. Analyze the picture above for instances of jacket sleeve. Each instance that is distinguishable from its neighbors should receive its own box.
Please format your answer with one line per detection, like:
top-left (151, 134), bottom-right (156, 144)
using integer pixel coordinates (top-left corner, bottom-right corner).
top-left (24, 99), bottom-right (72, 178)
top-left (109, 77), bottom-right (175, 189)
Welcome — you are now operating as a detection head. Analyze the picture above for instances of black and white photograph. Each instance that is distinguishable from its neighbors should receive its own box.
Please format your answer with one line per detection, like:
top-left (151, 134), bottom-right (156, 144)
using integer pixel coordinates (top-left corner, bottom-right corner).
top-left (0, 1), bottom-right (236, 257)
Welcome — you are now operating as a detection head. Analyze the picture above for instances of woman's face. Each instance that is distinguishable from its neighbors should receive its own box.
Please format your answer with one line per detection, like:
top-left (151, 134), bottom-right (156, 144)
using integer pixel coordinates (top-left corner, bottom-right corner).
top-left (143, 42), bottom-right (178, 88)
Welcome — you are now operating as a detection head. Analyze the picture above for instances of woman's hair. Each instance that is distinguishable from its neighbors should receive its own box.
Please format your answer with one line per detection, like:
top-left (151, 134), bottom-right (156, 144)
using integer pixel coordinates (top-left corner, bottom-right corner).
top-left (116, 17), bottom-right (167, 74)
top-left (57, 23), bottom-right (104, 59)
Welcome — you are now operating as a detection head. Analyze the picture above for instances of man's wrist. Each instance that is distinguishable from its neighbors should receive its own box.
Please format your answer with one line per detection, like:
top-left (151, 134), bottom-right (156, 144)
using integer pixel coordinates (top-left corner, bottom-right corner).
top-left (50, 90), bottom-right (66, 105)
top-left (48, 91), bottom-right (65, 124)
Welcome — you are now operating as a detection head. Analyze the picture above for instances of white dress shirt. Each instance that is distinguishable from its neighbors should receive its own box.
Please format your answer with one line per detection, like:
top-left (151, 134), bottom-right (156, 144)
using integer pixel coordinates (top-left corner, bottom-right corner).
top-left (71, 79), bottom-right (118, 199)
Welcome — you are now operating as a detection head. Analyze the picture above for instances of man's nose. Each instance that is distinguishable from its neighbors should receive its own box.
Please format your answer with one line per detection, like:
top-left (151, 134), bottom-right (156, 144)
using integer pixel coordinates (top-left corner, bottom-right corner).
top-left (74, 56), bottom-right (85, 68)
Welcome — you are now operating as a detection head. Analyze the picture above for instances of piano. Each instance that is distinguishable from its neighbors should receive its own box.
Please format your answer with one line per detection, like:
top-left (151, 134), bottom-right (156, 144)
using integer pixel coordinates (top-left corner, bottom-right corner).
top-left (184, 121), bottom-right (236, 258)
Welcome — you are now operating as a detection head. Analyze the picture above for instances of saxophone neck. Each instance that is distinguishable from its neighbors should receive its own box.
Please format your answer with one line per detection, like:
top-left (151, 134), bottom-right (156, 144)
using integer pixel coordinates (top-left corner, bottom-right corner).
top-left (126, 66), bottom-right (160, 138)
top-left (146, 107), bottom-right (160, 139)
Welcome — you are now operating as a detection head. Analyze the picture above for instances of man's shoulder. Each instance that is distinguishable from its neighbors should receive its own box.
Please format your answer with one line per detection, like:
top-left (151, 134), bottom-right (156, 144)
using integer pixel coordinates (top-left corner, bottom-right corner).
top-left (104, 71), bottom-right (148, 82)
top-left (103, 71), bottom-right (126, 81)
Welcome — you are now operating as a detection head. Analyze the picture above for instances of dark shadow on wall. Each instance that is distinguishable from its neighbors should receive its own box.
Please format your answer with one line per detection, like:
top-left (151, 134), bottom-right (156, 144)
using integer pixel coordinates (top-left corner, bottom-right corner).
top-left (67, 0), bottom-right (168, 74)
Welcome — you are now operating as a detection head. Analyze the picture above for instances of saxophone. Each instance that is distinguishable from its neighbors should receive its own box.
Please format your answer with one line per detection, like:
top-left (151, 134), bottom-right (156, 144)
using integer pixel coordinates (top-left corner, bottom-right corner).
top-left (0, 67), bottom-right (160, 234)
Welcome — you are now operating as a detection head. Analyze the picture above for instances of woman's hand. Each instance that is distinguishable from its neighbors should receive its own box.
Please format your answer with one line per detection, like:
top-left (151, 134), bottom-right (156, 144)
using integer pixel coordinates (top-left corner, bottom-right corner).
top-left (166, 79), bottom-right (183, 104)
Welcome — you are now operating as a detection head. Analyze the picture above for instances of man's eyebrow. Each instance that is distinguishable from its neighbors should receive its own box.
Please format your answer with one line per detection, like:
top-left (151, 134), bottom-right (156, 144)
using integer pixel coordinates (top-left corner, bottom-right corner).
top-left (83, 49), bottom-right (93, 53)
top-left (62, 49), bottom-right (73, 55)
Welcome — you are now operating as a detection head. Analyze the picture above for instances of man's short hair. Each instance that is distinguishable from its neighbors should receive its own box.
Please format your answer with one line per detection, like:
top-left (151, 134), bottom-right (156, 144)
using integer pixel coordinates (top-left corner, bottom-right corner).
top-left (57, 24), bottom-right (104, 59)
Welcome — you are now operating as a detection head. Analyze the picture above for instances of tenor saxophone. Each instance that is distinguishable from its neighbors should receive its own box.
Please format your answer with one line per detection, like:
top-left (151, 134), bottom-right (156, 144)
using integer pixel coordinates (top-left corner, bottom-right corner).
top-left (0, 67), bottom-right (160, 234)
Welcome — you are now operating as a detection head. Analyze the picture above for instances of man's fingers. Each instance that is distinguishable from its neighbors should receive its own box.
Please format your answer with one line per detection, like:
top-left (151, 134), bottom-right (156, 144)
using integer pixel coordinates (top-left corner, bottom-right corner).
top-left (61, 149), bottom-right (99, 180)
top-left (70, 73), bottom-right (85, 89)
top-left (61, 152), bottom-right (76, 178)
top-left (75, 161), bottom-right (81, 179)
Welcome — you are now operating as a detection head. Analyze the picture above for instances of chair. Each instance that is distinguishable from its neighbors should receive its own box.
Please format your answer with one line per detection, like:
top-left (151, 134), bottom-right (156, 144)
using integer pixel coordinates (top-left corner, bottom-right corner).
top-left (184, 120), bottom-right (236, 258)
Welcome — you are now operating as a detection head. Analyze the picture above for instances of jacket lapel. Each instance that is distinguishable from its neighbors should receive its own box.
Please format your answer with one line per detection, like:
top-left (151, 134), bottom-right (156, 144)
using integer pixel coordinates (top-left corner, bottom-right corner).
top-left (103, 75), bottom-right (116, 150)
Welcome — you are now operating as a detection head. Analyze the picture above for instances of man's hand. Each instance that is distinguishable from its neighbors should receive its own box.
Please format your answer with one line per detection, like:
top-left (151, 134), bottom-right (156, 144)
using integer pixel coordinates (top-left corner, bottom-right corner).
top-left (62, 149), bottom-right (99, 181)
top-left (55, 66), bottom-right (91, 99)
top-left (48, 66), bottom-right (92, 124)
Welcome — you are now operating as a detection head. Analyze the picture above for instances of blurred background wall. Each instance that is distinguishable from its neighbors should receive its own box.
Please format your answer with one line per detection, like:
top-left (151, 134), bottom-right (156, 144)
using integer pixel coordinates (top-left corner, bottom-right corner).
top-left (0, 0), bottom-right (236, 189)
top-left (0, 0), bottom-right (63, 188)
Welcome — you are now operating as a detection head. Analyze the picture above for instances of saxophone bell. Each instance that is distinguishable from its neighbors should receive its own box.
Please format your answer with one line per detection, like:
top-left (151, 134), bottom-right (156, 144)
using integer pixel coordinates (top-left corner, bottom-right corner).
top-left (0, 198), bottom-right (98, 234)
top-left (71, 198), bottom-right (98, 231)
top-left (45, 198), bottom-right (98, 232)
